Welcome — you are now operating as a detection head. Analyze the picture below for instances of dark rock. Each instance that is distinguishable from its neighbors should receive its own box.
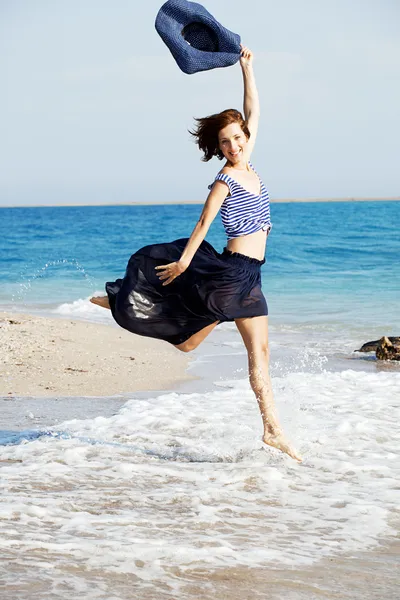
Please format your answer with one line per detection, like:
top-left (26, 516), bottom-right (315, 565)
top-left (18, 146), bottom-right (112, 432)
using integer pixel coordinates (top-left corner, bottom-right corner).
top-left (376, 336), bottom-right (400, 361)
top-left (356, 336), bottom-right (400, 353)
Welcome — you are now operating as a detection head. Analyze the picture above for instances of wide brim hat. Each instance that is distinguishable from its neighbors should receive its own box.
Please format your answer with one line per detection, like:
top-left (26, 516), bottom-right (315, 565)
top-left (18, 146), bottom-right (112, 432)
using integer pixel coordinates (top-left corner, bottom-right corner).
top-left (155, 0), bottom-right (241, 74)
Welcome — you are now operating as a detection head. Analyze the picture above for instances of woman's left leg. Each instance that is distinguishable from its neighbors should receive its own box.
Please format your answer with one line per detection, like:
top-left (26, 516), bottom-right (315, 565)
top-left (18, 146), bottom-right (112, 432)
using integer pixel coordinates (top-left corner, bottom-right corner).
top-left (235, 315), bottom-right (302, 461)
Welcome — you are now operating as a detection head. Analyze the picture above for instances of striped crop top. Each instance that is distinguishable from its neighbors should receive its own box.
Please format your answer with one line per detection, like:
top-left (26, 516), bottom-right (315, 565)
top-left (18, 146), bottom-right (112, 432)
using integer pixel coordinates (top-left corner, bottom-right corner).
top-left (208, 162), bottom-right (272, 240)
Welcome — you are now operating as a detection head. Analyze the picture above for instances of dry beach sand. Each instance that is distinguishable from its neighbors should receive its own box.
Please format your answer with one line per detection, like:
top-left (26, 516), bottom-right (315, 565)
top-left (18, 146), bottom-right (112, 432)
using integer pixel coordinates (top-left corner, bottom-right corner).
top-left (0, 312), bottom-right (191, 397)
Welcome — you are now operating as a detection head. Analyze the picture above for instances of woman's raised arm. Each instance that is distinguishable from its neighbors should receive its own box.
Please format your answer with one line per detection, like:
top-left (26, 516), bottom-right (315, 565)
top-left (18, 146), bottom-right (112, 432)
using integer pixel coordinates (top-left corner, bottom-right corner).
top-left (240, 45), bottom-right (260, 157)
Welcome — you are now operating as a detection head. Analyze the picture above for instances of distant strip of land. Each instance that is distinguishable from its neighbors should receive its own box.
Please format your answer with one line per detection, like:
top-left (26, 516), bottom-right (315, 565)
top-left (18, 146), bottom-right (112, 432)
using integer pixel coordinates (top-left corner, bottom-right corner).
top-left (273, 196), bottom-right (400, 203)
top-left (1, 197), bottom-right (399, 208)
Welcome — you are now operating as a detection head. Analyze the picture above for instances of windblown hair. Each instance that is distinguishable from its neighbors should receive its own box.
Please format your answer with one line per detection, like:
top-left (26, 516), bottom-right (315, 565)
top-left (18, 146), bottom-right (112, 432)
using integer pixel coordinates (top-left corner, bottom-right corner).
top-left (189, 108), bottom-right (250, 162)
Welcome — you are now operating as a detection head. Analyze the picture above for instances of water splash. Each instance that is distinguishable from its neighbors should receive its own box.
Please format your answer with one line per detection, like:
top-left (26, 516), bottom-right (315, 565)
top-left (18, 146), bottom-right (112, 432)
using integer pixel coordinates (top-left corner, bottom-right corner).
top-left (11, 258), bottom-right (96, 306)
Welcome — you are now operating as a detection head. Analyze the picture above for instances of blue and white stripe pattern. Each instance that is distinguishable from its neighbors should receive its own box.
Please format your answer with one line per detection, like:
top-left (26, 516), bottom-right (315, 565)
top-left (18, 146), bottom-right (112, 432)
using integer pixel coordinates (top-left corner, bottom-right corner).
top-left (209, 162), bottom-right (271, 240)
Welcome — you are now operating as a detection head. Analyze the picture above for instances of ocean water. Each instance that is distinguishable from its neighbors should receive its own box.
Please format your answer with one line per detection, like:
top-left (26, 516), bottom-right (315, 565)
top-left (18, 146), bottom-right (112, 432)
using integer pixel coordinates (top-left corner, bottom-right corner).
top-left (1, 201), bottom-right (400, 599)
top-left (1, 202), bottom-right (399, 329)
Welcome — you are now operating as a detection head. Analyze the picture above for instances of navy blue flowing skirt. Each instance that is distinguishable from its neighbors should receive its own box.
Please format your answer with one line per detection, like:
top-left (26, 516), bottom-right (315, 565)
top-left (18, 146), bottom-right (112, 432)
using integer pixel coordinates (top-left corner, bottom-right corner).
top-left (106, 239), bottom-right (268, 346)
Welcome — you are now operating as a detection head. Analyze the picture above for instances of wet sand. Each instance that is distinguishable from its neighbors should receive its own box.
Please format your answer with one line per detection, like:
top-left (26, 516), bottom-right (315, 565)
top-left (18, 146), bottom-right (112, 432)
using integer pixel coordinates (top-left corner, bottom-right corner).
top-left (1, 532), bottom-right (397, 599)
top-left (0, 312), bottom-right (192, 397)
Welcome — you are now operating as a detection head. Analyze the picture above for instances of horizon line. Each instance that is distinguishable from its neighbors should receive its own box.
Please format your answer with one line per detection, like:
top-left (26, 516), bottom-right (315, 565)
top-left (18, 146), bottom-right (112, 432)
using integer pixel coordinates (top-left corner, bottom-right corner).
top-left (1, 196), bottom-right (400, 208)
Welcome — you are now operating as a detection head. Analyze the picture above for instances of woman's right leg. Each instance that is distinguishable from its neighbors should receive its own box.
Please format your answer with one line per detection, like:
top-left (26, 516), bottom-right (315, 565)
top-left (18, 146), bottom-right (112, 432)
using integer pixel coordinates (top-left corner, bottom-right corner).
top-left (174, 321), bottom-right (219, 353)
top-left (90, 293), bottom-right (218, 352)
top-left (90, 296), bottom-right (110, 309)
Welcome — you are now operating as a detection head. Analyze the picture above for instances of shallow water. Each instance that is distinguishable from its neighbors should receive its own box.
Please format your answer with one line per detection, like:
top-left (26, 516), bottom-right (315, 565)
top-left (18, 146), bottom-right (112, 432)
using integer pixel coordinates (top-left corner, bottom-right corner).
top-left (1, 334), bottom-right (400, 597)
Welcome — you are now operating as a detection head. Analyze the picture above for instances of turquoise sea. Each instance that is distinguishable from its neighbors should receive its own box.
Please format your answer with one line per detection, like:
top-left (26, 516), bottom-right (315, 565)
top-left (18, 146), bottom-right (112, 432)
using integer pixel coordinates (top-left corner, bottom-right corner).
top-left (1, 201), bottom-right (399, 599)
top-left (1, 201), bottom-right (399, 328)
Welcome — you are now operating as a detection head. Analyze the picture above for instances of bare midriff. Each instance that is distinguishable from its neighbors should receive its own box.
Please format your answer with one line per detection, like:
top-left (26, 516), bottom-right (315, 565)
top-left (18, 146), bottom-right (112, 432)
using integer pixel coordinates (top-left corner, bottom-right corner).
top-left (226, 227), bottom-right (268, 261)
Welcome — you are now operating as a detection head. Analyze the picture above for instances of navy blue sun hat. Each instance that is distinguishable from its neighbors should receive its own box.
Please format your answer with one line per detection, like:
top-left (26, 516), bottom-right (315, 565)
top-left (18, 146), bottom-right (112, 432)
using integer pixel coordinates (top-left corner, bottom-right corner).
top-left (155, 0), bottom-right (241, 74)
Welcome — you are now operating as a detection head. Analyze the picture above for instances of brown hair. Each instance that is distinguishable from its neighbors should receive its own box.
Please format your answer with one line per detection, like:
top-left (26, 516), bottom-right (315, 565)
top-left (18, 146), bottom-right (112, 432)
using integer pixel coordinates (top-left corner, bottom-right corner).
top-left (189, 108), bottom-right (250, 162)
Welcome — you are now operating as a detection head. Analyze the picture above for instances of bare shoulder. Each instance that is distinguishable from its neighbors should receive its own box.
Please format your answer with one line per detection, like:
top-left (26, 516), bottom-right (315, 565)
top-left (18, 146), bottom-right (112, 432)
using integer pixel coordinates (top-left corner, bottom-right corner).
top-left (211, 166), bottom-right (232, 181)
top-left (220, 166), bottom-right (233, 176)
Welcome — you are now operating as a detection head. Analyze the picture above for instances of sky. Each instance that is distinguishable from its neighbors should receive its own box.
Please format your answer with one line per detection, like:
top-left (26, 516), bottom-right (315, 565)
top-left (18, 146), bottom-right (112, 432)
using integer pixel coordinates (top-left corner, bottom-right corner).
top-left (1, 0), bottom-right (400, 206)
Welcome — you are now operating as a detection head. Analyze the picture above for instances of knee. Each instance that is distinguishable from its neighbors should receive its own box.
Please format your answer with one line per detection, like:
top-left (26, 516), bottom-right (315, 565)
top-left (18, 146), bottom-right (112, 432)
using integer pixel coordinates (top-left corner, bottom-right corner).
top-left (174, 340), bottom-right (196, 353)
top-left (262, 344), bottom-right (270, 361)
top-left (250, 343), bottom-right (270, 362)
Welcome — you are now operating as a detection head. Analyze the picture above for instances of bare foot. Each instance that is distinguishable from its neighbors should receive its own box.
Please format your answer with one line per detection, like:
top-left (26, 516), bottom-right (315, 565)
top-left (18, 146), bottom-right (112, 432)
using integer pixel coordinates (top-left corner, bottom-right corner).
top-left (90, 296), bottom-right (110, 310)
top-left (263, 432), bottom-right (303, 462)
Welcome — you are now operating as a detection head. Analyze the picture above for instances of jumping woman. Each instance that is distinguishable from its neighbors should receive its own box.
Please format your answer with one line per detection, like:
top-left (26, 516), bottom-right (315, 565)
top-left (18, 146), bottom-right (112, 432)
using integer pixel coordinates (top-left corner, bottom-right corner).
top-left (91, 45), bottom-right (302, 462)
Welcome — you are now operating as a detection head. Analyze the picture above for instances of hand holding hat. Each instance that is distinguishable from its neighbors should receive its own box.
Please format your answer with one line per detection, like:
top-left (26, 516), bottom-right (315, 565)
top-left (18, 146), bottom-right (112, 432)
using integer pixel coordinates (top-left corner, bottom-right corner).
top-left (239, 44), bottom-right (254, 69)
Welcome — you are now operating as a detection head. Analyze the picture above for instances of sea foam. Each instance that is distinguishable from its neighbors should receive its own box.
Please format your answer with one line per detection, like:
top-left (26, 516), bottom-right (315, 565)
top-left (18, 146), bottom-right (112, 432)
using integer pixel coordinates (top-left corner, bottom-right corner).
top-left (53, 294), bottom-right (114, 324)
top-left (1, 368), bottom-right (399, 594)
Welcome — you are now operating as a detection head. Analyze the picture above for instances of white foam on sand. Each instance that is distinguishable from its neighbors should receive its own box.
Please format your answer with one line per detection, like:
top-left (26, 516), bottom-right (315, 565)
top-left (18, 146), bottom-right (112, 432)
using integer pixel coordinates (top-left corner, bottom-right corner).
top-left (52, 293), bottom-right (114, 324)
top-left (1, 368), bottom-right (399, 595)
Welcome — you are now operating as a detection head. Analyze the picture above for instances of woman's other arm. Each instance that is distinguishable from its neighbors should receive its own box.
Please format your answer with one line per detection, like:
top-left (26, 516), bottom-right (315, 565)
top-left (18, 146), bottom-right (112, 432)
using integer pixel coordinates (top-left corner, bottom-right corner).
top-left (155, 181), bottom-right (228, 286)
top-left (240, 45), bottom-right (260, 158)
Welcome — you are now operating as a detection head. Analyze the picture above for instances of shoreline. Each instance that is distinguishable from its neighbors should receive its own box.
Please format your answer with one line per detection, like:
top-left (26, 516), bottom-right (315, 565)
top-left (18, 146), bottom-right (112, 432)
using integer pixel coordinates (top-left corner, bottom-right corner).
top-left (0, 312), bottom-right (192, 398)
top-left (1, 196), bottom-right (399, 208)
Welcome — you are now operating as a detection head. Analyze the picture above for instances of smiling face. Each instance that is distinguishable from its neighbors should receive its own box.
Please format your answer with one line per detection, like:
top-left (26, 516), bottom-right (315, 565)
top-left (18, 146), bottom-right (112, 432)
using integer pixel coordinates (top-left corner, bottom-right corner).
top-left (218, 122), bottom-right (248, 165)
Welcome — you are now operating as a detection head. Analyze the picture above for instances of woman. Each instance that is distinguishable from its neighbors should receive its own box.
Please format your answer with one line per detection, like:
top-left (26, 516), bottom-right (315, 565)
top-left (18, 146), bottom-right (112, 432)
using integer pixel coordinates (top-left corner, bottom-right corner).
top-left (91, 46), bottom-right (302, 462)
